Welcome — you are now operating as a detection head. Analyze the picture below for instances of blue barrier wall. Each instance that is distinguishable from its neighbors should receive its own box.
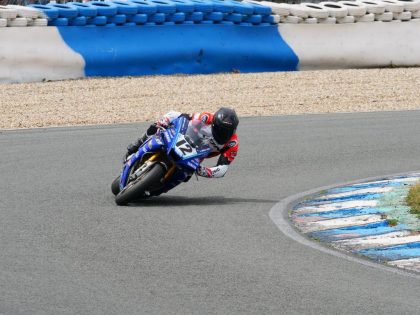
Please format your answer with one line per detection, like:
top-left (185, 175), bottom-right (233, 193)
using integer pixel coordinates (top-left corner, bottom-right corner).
top-left (3, 1), bottom-right (420, 83)
top-left (58, 24), bottom-right (299, 77)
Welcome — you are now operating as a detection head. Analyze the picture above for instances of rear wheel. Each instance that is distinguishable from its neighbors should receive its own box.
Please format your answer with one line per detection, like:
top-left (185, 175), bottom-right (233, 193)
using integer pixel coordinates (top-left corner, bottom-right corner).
top-left (115, 163), bottom-right (165, 206)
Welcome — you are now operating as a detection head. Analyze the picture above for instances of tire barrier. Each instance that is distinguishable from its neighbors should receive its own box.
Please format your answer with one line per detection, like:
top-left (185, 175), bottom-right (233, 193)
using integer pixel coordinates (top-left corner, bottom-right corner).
top-left (25, 0), bottom-right (278, 27)
top-left (1, 0), bottom-right (420, 28)
top-left (0, 1), bottom-right (279, 27)
top-left (0, 0), bottom-right (420, 82)
top-left (0, 4), bottom-right (47, 26)
top-left (260, 0), bottom-right (420, 24)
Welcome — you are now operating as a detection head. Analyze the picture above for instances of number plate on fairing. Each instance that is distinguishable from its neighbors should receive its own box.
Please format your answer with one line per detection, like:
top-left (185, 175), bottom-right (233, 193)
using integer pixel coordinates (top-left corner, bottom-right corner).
top-left (174, 135), bottom-right (197, 159)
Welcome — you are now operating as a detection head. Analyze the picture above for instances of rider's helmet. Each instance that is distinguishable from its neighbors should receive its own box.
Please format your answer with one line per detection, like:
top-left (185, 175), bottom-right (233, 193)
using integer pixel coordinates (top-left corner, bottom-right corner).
top-left (211, 107), bottom-right (239, 144)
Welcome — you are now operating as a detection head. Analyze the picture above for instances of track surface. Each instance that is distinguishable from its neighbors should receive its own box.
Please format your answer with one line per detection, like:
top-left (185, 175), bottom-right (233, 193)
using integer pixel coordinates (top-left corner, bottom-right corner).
top-left (1, 111), bottom-right (420, 314)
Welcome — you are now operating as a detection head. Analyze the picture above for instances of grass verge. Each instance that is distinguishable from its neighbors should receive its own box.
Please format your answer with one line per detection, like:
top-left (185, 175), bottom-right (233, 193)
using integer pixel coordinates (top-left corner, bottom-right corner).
top-left (387, 218), bottom-right (398, 227)
top-left (406, 183), bottom-right (420, 217)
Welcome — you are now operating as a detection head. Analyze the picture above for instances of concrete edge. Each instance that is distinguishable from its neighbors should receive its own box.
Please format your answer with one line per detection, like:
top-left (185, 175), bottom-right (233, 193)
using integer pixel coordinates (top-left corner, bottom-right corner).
top-left (269, 171), bottom-right (420, 280)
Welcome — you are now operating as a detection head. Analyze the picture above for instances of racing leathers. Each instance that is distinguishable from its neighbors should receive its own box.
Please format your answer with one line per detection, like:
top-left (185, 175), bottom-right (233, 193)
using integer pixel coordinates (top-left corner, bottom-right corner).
top-left (125, 111), bottom-right (239, 195)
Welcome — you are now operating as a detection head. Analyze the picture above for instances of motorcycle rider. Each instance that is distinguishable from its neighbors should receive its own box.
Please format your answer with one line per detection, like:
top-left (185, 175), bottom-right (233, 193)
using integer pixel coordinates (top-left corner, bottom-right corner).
top-left (124, 107), bottom-right (239, 196)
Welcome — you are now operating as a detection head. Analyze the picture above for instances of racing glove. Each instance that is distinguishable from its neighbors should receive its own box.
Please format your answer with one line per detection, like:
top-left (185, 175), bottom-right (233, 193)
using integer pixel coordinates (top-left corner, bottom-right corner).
top-left (196, 165), bottom-right (229, 178)
top-left (156, 116), bottom-right (170, 128)
top-left (196, 166), bottom-right (212, 178)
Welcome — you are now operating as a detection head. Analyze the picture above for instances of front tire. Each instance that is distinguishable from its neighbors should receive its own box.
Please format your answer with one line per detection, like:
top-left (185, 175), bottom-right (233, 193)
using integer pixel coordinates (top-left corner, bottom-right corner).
top-left (115, 164), bottom-right (165, 206)
top-left (111, 176), bottom-right (121, 195)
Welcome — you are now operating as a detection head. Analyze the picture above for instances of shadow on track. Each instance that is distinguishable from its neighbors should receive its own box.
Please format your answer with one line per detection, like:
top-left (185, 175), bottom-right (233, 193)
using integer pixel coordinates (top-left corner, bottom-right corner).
top-left (127, 195), bottom-right (277, 207)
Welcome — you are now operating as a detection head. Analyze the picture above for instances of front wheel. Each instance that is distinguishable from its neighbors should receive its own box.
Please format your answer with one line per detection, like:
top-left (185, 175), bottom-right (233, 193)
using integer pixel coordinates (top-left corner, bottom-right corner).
top-left (115, 163), bottom-right (165, 206)
top-left (111, 176), bottom-right (121, 196)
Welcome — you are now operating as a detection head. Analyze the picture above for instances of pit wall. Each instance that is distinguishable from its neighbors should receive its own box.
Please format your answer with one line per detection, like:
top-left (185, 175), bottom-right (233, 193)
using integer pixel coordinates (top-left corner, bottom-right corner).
top-left (1, 1), bottom-right (420, 83)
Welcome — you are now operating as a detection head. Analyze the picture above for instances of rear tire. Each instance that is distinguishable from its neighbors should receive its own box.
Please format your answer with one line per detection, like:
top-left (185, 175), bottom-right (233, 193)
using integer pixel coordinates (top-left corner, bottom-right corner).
top-left (115, 164), bottom-right (165, 206)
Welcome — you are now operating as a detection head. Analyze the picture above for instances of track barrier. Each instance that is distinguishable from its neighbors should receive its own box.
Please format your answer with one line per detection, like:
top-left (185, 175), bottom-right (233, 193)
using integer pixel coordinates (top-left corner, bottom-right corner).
top-left (1, 0), bottom-right (420, 82)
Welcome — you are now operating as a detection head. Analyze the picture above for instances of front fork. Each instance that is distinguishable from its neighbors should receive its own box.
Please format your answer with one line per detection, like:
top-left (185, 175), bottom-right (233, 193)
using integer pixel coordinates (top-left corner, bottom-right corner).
top-left (152, 153), bottom-right (177, 184)
top-left (122, 151), bottom-right (178, 189)
top-left (164, 165), bottom-right (177, 182)
top-left (129, 153), bottom-right (160, 182)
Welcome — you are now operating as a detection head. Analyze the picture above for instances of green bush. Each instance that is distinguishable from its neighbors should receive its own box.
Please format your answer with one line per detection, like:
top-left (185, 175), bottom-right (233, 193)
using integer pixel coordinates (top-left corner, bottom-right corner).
top-left (406, 184), bottom-right (420, 216)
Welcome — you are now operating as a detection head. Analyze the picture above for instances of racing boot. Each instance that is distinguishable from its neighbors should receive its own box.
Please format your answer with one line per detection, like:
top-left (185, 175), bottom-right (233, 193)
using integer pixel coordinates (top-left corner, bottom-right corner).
top-left (124, 133), bottom-right (148, 161)
top-left (124, 123), bottom-right (160, 161)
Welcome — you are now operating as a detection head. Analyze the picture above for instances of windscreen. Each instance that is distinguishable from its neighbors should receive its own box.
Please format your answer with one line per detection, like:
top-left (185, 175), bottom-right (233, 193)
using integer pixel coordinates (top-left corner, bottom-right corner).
top-left (184, 120), bottom-right (209, 151)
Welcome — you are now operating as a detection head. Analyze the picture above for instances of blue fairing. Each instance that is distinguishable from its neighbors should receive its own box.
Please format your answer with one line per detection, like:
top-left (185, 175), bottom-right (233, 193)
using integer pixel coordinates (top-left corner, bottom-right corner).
top-left (165, 118), bottom-right (183, 155)
top-left (164, 117), bottom-right (211, 163)
top-left (120, 116), bottom-right (211, 191)
top-left (120, 135), bottom-right (163, 190)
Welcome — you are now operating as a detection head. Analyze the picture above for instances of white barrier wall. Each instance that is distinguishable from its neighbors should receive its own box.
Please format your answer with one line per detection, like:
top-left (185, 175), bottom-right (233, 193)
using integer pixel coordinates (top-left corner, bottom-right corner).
top-left (280, 22), bottom-right (420, 70)
top-left (2, 21), bottom-right (420, 83)
top-left (0, 28), bottom-right (84, 83)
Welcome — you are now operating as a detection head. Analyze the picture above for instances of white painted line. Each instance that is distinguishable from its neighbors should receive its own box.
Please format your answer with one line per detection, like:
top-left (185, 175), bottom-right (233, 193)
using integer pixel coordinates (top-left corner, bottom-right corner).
top-left (297, 214), bottom-right (385, 233)
top-left (293, 216), bottom-right (330, 223)
top-left (333, 231), bottom-right (420, 250)
top-left (295, 200), bottom-right (378, 214)
top-left (387, 258), bottom-right (420, 273)
top-left (319, 186), bottom-right (393, 200)
top-left (387, 258), bottom-right (420, 272)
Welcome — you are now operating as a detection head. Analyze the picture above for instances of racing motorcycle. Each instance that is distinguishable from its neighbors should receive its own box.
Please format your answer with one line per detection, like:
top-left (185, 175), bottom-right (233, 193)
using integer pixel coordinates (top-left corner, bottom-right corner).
top-left (111, 116), bottom-right (212, 205)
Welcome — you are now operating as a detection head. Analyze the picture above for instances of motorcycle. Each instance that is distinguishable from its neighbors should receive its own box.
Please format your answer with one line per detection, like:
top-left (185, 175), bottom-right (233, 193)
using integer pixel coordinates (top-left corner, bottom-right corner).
top-left (111, 116), bottom-right (212, 205)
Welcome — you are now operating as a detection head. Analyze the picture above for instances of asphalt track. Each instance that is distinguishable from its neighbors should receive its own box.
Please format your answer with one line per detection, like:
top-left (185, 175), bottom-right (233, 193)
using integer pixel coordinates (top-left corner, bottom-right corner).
top-left (1, 111), bottom-right (420, 314)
